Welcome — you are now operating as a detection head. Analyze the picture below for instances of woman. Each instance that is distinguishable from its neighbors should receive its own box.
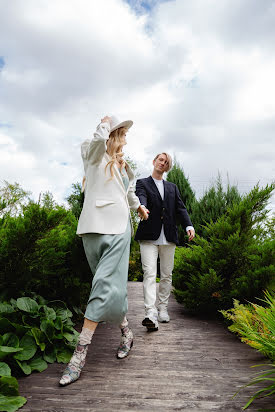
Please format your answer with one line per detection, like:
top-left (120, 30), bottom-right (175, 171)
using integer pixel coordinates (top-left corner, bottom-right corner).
top-left (59, 115), bottom-right (148, 386)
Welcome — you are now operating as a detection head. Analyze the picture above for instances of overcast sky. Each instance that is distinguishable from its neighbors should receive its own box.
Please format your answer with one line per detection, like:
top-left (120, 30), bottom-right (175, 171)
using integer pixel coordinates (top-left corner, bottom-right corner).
top-left (0, 0), bottom-right (274, 209)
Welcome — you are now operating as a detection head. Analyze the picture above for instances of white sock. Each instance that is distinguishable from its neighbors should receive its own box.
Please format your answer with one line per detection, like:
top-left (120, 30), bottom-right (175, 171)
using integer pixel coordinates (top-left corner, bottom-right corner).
top-left (78, 327), bottom-right (95, 346)
top-left (119, 316), bottom-right (128, 329)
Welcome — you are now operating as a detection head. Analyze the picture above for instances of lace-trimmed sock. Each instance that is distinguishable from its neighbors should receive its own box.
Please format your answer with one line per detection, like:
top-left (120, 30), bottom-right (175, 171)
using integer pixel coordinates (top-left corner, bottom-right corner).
top-left (59, 327), bottom-right (94, 386)
top-left (117, 317), bottom-right (134, 359)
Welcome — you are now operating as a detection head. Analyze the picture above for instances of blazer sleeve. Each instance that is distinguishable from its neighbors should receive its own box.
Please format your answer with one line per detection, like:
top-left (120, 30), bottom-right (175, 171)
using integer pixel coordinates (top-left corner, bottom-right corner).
top-left (127, 182), bottom-right (141, 210)
top-left (81, 121), bottom-right (110, 165)
top-left (135, 179), bottom-right (148, 207)
top-left (175, 185), bottom-right (193, 229)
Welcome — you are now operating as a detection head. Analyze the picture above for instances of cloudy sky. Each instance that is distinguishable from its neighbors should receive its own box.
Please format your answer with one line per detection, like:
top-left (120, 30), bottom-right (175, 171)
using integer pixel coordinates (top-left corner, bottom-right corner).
top-left (0, 0), bottom-right (274, 209)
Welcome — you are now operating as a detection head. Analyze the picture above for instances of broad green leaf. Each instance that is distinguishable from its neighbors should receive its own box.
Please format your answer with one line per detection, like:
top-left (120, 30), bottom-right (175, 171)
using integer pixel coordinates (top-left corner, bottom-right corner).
top-left (56, 348), bottom-right (72, 363)
top-left (43, 347), bottom-right (56, 364)
top-left (63, 333), bottom-right (75, 342)
top-left (2, 334), bottom-right (19, 349)
top-left (0, 347), bottom-right (22, 361)
top-left (0, 376), bottom-right (18, 396)
top-left (16, 297), bottom-right (39, 313)
top-left (0, 394), bottom-right (27, 412)
top-left (9, 299), bottom-right (17, 308)
top-left (9, 322), bottom-right (29, 337)
top-left (55, 308), bottom-right (72, 322)
top-left (15, 360), bottom-right (31, 375)
top-left (13, 335), bottom-right (37, 361)
top-left (40, 320), bottom-right (55, 342)
top-left (0, 319), bottom-right (13, 335)
top-left (0, 304), bottom-right (14, 314)
top-left (42, 306), bottom-right (56, 321)
top-left (29, 357), bottom-right (47, 373)
top-left (0, 363), bottom-right (11, 377)
top-left (30, 328), bottom-right (46, 351)
top-left (54, 316), bottom-right (63, 331)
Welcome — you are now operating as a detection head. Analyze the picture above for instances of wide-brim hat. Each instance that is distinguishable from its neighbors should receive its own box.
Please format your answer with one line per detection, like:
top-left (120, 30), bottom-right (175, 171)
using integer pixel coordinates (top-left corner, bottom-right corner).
top-left (110, 116), bottom-right (133, 133)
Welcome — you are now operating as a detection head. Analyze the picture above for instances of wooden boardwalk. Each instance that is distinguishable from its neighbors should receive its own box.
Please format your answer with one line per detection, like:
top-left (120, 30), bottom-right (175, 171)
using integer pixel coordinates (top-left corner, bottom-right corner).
top-left (19, 282), bottom-right (274, 411)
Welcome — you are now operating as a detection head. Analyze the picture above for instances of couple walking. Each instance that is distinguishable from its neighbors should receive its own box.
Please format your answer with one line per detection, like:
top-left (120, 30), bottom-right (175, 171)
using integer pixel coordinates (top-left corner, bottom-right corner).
top-left (59, 115), bottom-right (195, 386)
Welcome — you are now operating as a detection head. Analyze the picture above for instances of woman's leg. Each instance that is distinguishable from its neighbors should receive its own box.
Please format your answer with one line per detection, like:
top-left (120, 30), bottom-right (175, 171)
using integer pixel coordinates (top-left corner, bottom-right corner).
top-left (59, 318), bottom-right (98, 386)
top-left (117, 316), bottom-right (134, 359)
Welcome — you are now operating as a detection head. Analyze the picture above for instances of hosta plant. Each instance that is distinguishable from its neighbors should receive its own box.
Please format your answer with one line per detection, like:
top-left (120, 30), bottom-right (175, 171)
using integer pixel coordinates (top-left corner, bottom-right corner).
top-left (0, 295), bottom-right (79, 411)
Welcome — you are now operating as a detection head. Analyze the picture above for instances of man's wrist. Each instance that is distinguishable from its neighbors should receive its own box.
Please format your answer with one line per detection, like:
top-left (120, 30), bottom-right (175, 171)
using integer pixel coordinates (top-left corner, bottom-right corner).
top-left (186, 226), bottom-right (194, 232)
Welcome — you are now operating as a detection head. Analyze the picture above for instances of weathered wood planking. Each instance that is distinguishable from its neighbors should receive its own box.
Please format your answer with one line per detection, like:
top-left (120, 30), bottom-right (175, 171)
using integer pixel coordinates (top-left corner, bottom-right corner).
top-left (18, 282), bottom-right (274, 411)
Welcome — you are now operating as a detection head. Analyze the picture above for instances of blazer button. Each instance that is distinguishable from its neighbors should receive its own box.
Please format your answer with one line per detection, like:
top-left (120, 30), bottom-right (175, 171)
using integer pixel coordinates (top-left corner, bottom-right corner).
top-left (161, 216), bottom-right (163, 220)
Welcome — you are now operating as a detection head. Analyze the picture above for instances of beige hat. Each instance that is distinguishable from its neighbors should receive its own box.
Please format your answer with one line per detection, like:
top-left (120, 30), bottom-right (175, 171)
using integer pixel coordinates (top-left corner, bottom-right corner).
top-left (109, 116), bottom-right (133, 133)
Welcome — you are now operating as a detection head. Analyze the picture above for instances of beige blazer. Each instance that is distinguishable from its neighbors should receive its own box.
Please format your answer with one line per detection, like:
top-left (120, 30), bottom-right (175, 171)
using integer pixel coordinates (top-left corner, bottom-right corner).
top-left (76, 122), bottom-right (140, 236)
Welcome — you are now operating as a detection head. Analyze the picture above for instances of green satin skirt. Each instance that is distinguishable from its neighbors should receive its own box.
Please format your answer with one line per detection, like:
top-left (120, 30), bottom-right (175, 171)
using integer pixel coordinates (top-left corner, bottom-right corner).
top-left (82, 219), bottom-right (131, 325)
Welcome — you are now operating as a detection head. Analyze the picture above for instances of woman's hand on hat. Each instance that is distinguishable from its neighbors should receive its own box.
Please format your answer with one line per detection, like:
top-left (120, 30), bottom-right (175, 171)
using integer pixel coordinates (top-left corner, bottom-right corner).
top-left (101, 116), bottom-right (111, 125)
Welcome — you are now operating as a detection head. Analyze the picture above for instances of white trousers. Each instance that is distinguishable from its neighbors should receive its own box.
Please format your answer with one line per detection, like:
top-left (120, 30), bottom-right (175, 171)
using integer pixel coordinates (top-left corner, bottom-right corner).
top-left (139, 242), bottom-right (176, 315)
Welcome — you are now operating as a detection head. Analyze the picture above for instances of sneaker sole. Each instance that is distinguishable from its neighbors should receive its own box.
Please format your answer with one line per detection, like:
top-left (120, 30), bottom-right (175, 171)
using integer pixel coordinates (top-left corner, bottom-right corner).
top-left (142, 317), bottom-right (158, 331)
top-left (159, 319), bottom-right (169, 323)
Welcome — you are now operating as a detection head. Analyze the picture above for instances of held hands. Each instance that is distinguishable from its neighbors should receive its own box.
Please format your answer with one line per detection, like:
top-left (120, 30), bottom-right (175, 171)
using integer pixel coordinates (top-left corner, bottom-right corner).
top-left (187, 229), bottom-right (195, 241)
top-left (137, 205), bottom-right (149, 221)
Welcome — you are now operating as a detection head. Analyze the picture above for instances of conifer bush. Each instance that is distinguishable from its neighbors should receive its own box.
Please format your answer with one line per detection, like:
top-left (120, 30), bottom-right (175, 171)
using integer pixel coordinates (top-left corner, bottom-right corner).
top-left (0, 202), bottom-right (91, 310)
top-left (172, 184), bottom-right (275, 313)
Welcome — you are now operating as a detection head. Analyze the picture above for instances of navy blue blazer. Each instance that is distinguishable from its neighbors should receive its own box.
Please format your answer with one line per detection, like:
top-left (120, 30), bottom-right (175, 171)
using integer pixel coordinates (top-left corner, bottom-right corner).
top-left (134, 176), bottom-right (193, 245)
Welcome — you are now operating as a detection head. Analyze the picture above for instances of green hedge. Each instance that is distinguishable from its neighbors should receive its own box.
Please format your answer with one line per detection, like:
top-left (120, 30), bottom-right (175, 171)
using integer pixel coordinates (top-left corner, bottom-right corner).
top-left (0, 202), bottom-right (91, 310)
top-left (172, 184), bottom-right (275, 314)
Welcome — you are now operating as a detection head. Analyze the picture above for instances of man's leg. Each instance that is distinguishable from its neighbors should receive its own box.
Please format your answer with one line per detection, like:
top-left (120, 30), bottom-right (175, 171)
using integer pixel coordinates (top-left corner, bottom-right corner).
top-left (158, 244), bottom-right (176, 322)
top-left (140, 242), bottom-right (159, 330)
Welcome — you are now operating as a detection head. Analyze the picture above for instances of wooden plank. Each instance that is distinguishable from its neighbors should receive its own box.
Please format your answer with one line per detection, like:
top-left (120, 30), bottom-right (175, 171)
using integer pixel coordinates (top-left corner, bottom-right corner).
top-left (18, 282), bottom-right (274, 411)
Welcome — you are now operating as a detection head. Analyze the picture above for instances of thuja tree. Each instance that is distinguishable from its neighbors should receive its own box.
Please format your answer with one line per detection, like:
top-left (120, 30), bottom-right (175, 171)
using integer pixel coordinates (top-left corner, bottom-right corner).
top-left (172, 183), bottom-right (275, 314)
top-left (0, 198), bottom-right (91, 309)
top-left (167, 162), bottom-right (242, 241)
top-left (191, 174), bottom-right (242, 239)
top-left (167, 161), bottom-right (197, 244)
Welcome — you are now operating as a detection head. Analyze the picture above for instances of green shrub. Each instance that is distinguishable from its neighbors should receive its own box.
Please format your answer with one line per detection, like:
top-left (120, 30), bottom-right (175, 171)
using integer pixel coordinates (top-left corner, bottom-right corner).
top-left (0, 295), bottom-right (78, 411)
top-left (221, 291), bottom-right (275, 409)
top-left (173, 184), bottom-right (275, 313)
top-left (0, 202), bottom-right (91, 310)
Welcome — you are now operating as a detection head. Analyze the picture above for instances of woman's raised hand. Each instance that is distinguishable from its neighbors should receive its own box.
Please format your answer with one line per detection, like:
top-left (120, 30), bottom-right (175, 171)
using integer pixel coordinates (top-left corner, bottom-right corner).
top-left (101, 116), bottom-right (112, 125)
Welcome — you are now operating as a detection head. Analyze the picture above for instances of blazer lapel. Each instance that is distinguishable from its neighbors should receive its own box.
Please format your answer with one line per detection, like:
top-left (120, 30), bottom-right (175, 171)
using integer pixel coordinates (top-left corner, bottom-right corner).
top-left (163, 180), bottom-right (169, 203)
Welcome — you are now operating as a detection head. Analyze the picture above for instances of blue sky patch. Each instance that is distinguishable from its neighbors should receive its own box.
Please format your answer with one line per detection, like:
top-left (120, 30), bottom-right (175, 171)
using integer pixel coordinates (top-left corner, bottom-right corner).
top-left (0, 121), bottom-right (12, 128)
top-left (124, 0), bottom-right (173, 15)
top-left (0, 56), bottom-right (5, 71)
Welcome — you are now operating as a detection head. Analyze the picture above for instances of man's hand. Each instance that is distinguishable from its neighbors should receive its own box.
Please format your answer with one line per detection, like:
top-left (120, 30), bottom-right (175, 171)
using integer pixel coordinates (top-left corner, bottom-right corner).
top-left (187, 229), bottom-right (195, 241)
top-left (137, 205), bottom-right (149, 220)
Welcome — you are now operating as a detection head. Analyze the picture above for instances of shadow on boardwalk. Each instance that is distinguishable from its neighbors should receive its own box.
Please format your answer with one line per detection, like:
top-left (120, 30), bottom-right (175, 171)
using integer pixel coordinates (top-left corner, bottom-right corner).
top-left (19, 282), bottom-right (274, 411)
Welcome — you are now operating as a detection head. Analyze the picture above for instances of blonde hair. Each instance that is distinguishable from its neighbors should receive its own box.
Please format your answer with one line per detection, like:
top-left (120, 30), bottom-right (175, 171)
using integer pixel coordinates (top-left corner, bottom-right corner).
top-left (105, 127), bottom-right (128, 178)
top-left (154, 152), bottom-right (172, 171)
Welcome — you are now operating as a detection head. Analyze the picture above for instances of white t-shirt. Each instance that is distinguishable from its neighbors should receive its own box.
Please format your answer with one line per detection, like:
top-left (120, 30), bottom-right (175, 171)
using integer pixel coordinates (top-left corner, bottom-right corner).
top-left (141, 178), bottom-right (193, 246)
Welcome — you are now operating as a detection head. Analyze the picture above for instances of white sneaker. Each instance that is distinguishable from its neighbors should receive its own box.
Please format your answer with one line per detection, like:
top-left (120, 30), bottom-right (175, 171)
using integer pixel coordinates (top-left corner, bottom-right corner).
top-left (142, 310), bottom-right (159, 331)
top-left (158, 310), bottom-right (170, 323)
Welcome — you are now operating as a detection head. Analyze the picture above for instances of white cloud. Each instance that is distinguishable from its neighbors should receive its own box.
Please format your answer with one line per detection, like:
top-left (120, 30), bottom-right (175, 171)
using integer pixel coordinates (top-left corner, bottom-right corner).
top-left (0, 0), bottom-right (274, 208)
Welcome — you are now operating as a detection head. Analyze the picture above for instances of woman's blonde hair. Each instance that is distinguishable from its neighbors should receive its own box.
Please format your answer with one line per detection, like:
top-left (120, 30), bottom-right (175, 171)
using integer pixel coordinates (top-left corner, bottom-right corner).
top-left (105, 127), bottom-right (128, 178)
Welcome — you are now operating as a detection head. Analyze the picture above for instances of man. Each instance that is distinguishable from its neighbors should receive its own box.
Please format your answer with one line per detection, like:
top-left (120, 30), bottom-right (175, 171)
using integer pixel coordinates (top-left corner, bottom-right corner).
top-left (135, 153), bottom-right (195, 331)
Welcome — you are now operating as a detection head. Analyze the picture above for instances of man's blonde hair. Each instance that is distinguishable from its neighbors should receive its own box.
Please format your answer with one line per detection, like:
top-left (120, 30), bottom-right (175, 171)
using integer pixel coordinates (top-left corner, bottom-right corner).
top-left (105, 127), bottom-right (128, 178)
top-left (154, 152), bottom-right (172, 171)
